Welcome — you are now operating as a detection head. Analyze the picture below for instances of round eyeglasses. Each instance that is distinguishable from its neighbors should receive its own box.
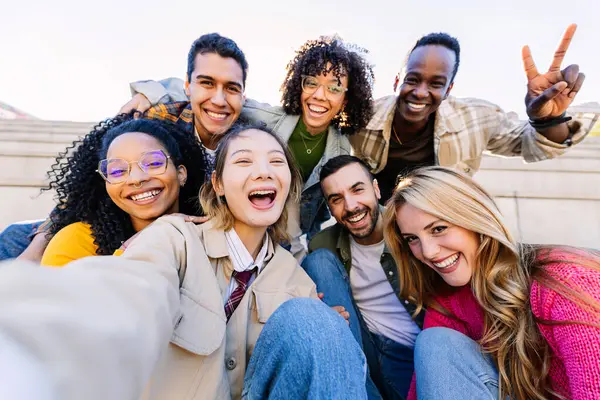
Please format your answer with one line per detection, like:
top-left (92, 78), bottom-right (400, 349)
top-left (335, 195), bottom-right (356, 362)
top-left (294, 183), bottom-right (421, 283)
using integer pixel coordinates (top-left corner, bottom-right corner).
top-left (97, 150), bottom-right (171, 184)
top-left (301, 75), bottom-right (348, 98)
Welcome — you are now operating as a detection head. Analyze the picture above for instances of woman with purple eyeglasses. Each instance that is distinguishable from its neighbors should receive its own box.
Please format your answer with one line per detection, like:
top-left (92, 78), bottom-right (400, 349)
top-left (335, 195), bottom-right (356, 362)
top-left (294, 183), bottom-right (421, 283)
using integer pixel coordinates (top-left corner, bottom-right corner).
top-left (40, 114), bottom-right (206, 266)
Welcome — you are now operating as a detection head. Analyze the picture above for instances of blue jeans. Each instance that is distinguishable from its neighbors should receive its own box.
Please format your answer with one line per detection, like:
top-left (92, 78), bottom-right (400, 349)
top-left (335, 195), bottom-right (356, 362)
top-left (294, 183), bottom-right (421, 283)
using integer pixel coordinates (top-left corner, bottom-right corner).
top-left (0, 221), bottom-right (42, 261)
top-left (242, 297), bottom-right (367, 399)
top-left (301, 249), bottom-right (414, 400)
top-left (414, 327), bottom-right (500, 400)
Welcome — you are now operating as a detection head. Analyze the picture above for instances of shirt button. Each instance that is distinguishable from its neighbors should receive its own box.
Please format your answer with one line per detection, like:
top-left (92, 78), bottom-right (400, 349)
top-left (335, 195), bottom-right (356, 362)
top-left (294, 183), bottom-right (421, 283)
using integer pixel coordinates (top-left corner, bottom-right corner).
top-left (226, 357), bottom-right (237, 370)
top-left (404, 300), bottom-right (409, 305)
top-left (388, 271), bottom-right (393, 276)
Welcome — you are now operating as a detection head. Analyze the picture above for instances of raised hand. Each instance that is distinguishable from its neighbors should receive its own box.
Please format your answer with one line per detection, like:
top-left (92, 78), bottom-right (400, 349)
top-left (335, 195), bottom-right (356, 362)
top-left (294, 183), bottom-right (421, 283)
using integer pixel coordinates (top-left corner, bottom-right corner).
top-left (522, 24), bottom-right (585, 120)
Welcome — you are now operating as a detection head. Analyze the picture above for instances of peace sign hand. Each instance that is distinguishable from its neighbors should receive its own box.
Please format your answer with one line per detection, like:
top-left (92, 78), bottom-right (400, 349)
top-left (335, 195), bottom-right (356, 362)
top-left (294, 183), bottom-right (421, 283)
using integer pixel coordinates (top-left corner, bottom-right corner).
top-left (522, 24), bottom-right (586, 120)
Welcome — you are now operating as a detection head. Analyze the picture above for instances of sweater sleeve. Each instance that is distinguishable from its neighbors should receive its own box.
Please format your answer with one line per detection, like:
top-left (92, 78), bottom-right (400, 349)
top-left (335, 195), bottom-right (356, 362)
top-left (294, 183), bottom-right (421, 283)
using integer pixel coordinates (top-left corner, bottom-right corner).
top-left (531, 266), bottom-right (600, 400)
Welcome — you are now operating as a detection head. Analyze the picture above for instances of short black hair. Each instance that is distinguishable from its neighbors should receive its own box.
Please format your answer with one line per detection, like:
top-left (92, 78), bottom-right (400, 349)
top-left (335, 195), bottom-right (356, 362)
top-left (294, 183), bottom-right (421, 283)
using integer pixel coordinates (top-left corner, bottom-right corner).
top-left (186, 33), bottom-right (249, 86)
top-left (319, 155), bottom-right (372, 183)
top-left (411, 32), bottom-right (461, 82)
top-left (281, 35), bottom-right (374, 136)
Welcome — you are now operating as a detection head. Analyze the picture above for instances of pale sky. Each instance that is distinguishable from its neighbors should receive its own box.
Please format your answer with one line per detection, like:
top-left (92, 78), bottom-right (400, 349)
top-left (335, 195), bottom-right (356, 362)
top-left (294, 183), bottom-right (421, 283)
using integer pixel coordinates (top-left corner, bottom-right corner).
top-left (1, 0), bottom-right (598, 122)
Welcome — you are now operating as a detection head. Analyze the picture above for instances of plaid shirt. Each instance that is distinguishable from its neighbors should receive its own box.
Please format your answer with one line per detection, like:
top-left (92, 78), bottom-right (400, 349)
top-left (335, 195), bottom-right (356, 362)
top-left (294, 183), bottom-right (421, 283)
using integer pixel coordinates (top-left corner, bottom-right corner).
top-left (143, 102), bottom-right (215, 179)
top-left (350, 95), bottom-right (598, 175)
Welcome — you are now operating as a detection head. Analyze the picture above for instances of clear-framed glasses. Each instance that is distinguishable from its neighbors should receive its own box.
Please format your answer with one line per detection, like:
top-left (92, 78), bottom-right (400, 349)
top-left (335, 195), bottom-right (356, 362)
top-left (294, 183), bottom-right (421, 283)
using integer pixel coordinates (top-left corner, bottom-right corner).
top-left (301, 75), bottom-right (348, 98)
top-left (97, 150), bottom-right (171, 184)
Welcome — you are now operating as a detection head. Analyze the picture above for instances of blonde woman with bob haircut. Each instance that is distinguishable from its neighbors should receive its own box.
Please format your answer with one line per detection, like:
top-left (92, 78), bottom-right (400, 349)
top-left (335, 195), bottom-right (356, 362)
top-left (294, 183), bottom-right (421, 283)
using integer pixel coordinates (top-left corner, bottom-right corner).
top-left (382, 166), bottom-right (600, 400)
top-left (0, 123), bottom-right (369, 400)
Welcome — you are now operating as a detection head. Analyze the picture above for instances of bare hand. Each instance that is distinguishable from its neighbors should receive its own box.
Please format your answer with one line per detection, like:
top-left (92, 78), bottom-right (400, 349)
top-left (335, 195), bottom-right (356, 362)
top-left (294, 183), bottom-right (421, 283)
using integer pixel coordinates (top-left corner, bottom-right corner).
top-left (171, 214), bottom-right (209, 224)
top-left (331, 305), bottom-right (350, 324)
top-left (523, 24), bottom-right (585, 120)
top-left (16, 232), bottom-right (50, 263)
top-left (118, 93), bottom-right (152, 115)
top-left (318, 293), bottom-right (350, 324)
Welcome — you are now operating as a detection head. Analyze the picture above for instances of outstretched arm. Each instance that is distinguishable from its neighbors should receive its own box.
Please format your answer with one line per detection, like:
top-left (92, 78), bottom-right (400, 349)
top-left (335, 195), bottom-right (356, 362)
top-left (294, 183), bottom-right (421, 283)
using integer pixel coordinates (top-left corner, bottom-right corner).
top-left (522, 24), bottom-right (586, 144)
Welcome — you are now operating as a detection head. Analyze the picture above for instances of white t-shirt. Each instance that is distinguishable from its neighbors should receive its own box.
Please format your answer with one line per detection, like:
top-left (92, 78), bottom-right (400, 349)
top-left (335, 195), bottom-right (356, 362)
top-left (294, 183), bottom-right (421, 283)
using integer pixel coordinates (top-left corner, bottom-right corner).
top-left (349, 237), bottom-right (421, 347)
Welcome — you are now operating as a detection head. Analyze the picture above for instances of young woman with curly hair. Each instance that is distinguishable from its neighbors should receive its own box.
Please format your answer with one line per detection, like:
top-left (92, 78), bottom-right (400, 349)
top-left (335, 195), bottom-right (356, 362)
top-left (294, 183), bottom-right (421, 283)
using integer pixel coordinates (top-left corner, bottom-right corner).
top-left (383, 166), bottom-right (600, 400)
top-left (40, 115), bottom-right (206, 266)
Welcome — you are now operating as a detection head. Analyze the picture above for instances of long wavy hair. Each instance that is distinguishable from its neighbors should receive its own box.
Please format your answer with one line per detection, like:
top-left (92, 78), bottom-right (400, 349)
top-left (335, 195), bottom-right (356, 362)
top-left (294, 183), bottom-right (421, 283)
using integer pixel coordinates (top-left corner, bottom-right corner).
top-left (200, 122), bottom-right (302, 244)
top-left (44, 114), bottom-right (206, 255)
top-left (382, 166), bottom-right (600, 400)
top-left (280, 35), bottom-right (374, 136)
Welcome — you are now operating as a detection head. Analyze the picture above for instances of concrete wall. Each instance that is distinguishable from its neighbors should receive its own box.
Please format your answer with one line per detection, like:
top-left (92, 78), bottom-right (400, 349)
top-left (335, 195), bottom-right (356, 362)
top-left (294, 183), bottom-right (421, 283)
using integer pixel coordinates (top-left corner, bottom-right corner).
top-left (475, 139), bottom-right (600, 249)
top-left (0, 119), bottom-right (94, 228)
top-left (1, 118), bottom-right (599, 250)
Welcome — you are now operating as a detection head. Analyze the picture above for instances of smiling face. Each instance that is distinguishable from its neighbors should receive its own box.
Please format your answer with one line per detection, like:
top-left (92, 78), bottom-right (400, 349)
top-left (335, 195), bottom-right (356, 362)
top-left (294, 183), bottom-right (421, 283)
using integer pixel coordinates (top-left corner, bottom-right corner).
top-left (185, 52), bottom-right (245, 148)
top-left (300, 65), bottom-right (348, 135)
top-left (213, 129), bottom-right (292, 233)
top-left (396, 45), bottom-right (455, 129)
top-left (395, 202), bottom-right (479, 287)
top-left (104, 132), bottom-right (187, 231)
top-left (321, 162), bottom-right (382, 245)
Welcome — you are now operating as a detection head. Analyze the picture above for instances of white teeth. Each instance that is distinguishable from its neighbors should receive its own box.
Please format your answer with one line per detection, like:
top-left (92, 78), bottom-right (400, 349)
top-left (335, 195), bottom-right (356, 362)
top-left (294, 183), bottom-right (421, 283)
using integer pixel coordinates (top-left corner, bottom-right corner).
top-left (308, 105), bottom-right (327, 113)
top-left (347, 211), bottom-right (367, 223)
top-left (408, 103), bottom-right (426, 110)
top-left (131, 190), bottom-right (161, 201)
top-left (433, 254), bottom-right (459, 269)
top-left (249, 190), bottom-right (275, 196)
top-left (206, 110), bottom-right (228, 120)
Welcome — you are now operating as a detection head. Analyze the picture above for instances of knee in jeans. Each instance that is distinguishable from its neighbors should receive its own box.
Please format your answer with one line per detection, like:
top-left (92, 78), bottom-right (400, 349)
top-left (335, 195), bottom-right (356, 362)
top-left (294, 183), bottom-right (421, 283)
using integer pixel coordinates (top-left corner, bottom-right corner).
top-left (415, 327), bottom-right (471, 361)
top-left (268, 298), bottom-right (346, 340)
top-left (301, 249), bottom-right (343, 276)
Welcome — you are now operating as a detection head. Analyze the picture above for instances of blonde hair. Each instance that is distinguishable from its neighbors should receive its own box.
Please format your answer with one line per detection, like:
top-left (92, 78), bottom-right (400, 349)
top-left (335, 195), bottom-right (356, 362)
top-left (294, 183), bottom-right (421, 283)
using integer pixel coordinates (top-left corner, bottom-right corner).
top-left (383, 166), bottom-right (600, 400)
top-left (200, 123), bottom-right (302, 244)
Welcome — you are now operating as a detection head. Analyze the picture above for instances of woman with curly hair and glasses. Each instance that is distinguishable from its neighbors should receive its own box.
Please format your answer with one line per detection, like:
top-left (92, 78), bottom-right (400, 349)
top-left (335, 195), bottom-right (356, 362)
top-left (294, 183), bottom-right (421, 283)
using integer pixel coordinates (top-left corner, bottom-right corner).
top-left (121, 34), bottom-right (375, 255)
top-left (39, 115), bottom-right (206, 266)
top-left (383, 166), bottom-right (600, 400)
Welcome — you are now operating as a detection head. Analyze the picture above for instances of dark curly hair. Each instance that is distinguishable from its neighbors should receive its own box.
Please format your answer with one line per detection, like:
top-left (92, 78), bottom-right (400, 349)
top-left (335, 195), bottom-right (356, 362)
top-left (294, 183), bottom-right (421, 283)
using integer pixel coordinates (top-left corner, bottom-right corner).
top-left (411, 32), bottom-right (461, 83)
top-left (187, 32), bottom-right (249, 86)
top-left (43, 115), bottom-right (206, 255)
top-left (280, 35), bottom-right (374, 136)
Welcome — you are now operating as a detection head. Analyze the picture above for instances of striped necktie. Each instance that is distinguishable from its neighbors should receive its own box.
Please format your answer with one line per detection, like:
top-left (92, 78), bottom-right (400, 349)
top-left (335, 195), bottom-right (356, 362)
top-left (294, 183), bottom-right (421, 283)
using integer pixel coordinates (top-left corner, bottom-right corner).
top-left (224, 268), bottom-right (257, 321)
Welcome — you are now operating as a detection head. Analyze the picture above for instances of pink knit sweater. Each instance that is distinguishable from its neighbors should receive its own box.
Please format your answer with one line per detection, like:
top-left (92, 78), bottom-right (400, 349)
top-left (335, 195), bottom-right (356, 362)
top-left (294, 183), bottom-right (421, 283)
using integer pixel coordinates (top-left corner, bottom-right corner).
top-left (407, 251), bottom-right (600, 400)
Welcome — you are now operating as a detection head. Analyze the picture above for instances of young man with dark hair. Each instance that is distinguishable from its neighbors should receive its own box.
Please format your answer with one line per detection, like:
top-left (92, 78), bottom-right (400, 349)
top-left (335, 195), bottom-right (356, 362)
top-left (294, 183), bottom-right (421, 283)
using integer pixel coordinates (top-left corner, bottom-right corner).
top-left (140, 33), bottom-right (248, 176)
top-left (302, 154), bottom-right (424, 400)
top-left (352, 25), bottom-right (597, 201)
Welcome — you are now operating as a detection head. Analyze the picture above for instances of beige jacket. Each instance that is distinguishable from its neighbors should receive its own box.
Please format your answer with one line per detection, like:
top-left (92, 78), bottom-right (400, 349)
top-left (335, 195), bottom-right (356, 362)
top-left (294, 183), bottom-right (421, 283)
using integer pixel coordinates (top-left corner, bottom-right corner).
top-left (0, 216), bottom-right (317, 400)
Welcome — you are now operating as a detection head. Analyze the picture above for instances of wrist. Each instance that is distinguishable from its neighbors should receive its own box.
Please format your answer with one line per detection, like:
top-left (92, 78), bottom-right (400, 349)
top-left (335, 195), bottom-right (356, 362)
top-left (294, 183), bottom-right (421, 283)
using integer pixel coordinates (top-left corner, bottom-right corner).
top-left (529, 112), bottom-right (572, 129)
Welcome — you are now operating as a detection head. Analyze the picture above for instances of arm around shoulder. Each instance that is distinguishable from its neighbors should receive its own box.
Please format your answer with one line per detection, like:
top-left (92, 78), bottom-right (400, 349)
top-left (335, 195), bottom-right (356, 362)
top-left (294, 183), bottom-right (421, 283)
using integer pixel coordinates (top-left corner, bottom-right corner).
top-left (129, 77), bottom-right (188, 105)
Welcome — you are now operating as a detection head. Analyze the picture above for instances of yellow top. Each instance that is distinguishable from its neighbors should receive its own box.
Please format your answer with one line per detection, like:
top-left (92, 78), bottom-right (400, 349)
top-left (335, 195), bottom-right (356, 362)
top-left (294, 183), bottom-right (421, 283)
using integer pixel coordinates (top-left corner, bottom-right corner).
top-left (41, 222), bottom-right (123, 267)
top-left (591, 120), bottom-right (600, 137)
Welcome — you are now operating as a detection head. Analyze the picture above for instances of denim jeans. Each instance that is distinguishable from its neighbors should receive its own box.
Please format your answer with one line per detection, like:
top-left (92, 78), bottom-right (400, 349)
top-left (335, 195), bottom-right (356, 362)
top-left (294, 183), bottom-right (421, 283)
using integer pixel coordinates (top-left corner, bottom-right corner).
top-left (242, 297), bottom-right (368, 400)
top-left (0, 221), bottom-right (42, 261)
top-left (301, 249), bottom-right (415, 400)
top-left (414, 327), bottom-right (500, 400)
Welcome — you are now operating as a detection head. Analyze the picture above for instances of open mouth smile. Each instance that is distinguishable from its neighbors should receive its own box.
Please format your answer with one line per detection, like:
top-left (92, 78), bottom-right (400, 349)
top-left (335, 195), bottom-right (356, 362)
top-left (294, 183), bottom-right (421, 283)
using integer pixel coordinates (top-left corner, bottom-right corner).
top-left (127, 189), bottom-right (163, 205)
top-left (205, 109), bottom-right (230, 121)
top-left (248, 189), bottom-right (277, 210)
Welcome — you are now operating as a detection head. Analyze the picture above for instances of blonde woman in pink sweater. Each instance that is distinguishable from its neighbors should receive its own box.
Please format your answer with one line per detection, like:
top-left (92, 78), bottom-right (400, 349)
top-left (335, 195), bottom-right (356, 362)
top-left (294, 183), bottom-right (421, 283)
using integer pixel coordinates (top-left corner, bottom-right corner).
top-left (382, 166), bottom-right (600, 400)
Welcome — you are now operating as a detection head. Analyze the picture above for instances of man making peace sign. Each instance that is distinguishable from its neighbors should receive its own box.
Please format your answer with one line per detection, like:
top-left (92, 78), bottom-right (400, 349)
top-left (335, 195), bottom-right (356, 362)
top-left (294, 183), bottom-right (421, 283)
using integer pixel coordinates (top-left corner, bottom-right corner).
top-left (353, 24), bottom-right (597, 201)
